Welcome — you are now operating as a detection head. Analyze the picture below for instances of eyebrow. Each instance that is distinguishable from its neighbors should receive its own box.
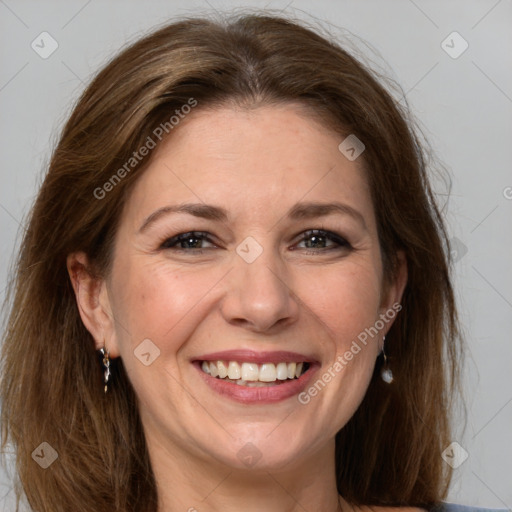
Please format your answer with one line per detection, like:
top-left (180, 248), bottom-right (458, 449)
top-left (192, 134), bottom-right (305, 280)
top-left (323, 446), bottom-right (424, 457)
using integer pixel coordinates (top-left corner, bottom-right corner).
top-left (287, 201), bottom-right (366, 229)
top-left (138, 203), bottom-right (229, 233)
top-left (138, 200), bottom-right (366, 233)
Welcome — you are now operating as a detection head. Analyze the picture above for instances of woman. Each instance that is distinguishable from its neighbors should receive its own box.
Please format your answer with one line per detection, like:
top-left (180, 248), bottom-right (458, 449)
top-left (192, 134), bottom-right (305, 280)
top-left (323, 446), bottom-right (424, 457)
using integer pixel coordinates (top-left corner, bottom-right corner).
top-left (0, 12), bottom-right (501, 512)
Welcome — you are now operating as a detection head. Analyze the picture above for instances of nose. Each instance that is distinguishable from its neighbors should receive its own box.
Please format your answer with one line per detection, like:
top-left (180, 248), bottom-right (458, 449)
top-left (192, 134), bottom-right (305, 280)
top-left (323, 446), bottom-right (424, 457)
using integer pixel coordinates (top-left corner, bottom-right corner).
top-left (220, 242), bottom-right (300, 333)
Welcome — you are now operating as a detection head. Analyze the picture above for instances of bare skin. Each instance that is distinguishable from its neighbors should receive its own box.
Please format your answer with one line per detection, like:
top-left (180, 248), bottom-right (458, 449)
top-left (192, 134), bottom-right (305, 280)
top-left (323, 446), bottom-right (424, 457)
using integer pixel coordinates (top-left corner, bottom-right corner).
top-left (68, 104), bottom-right (410, 512)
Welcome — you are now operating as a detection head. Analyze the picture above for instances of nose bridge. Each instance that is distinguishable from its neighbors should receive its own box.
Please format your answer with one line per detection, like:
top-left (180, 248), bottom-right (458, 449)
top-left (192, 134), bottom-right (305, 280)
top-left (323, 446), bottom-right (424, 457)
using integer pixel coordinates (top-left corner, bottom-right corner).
top-left (239, 242), bottom-right (284, 293)
top-left (221, 234), bottom-right (297, 331)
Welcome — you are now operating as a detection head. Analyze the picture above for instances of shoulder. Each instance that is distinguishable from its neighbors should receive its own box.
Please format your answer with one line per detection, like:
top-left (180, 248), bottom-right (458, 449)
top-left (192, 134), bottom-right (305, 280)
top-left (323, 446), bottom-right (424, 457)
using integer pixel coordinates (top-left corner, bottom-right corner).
top-left (356, 504), bottom-right (507, 512)
top-left (353, 505), bottom-right (427, 512)
top-left (429, 503), bottom-right (509, 512)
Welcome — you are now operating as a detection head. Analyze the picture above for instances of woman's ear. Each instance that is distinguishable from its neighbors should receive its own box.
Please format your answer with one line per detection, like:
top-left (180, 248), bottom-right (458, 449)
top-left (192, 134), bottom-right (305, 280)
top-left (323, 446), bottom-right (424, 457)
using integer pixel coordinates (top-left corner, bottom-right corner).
top-left (379, 250), bottom-right (408, 332)
top-left (66, 252), bottom-right (120, 358)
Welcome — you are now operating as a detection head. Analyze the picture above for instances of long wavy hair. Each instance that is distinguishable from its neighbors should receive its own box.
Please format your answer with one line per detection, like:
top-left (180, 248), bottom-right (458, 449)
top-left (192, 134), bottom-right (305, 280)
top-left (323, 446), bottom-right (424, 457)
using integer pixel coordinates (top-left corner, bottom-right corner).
top-left (1, 12), bottom-right (463, 512)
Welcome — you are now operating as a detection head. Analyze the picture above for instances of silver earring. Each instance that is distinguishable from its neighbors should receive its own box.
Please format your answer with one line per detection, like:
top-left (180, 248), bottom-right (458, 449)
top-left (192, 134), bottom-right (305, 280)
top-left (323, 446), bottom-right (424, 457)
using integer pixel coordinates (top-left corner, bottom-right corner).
top-left (380, 336), bottom-right (393, 384)
top-left (100, 346), bottom-right (111, 393)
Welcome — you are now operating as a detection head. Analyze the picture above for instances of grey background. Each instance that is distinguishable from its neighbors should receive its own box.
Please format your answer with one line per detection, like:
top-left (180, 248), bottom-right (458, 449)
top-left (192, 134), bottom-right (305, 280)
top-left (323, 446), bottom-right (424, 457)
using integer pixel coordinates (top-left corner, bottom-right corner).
top-left (1, 0), bottom-right (511, 510)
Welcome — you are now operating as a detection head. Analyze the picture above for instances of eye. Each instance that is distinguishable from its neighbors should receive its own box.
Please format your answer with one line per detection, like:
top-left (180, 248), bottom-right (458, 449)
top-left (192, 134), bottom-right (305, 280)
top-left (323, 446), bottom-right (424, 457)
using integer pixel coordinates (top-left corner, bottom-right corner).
top-left (294, 229), bottom-right (350, 254)
top-left (159, 229), bottom-right (350, 255)
top-left (160, 231), bottom-right (217, 252)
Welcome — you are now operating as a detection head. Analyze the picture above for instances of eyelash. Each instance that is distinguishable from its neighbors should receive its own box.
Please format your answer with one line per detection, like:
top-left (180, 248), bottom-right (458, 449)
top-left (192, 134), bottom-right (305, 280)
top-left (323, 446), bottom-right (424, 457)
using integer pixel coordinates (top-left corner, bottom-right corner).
top-left (159, 229), bottom-right (351, 255)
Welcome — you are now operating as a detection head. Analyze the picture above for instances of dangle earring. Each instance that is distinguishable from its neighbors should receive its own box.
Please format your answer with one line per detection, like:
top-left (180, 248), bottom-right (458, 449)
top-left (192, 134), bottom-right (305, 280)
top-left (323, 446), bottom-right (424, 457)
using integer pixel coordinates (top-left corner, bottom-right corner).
top-left (100, 346), bottom-right (111, 393)
top-left (380, 336), bottom-right (393, 384)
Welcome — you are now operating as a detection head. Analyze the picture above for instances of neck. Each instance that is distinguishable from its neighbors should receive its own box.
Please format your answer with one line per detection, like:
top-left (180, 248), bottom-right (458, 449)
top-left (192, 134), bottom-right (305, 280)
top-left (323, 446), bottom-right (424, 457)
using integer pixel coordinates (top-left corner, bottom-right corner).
top-left (148, 433), bottom-right (342, 512)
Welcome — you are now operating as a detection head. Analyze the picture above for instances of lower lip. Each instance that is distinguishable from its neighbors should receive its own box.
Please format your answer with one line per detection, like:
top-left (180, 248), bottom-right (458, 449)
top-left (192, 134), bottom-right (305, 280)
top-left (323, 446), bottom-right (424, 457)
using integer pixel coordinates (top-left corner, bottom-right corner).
top-left (193, 362), bottom-right (318, 404)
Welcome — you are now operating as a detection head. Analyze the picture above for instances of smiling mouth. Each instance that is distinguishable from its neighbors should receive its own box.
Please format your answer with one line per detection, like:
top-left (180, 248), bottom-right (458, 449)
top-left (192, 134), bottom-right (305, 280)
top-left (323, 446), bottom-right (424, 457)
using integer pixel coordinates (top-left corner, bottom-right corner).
top-left (200, 360), bottom-right (310, 387)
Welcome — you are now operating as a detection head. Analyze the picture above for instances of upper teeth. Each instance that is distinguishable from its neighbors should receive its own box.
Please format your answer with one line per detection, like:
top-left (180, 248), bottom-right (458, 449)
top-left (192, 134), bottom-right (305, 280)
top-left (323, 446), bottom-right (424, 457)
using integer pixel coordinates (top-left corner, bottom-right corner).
top-left (201, 361), bottom-right (305, 382)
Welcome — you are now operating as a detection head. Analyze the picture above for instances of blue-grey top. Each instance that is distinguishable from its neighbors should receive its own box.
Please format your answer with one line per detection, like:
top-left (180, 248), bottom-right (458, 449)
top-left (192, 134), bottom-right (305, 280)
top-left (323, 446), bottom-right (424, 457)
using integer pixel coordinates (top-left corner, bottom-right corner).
top-left (433, 503), bottom-right (509, 512)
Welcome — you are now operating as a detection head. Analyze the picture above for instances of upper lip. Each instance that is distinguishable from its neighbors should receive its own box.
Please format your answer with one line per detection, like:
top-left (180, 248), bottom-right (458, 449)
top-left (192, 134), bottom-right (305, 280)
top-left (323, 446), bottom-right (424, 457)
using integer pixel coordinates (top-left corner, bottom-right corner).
top-left (193, 349), bottom-right (317, 365)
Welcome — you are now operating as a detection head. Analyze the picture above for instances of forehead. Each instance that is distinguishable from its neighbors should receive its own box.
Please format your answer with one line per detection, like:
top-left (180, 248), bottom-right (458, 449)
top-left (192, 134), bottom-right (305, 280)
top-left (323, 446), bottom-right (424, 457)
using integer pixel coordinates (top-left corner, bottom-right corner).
top-left (122, 104), bottom-right (375, 230)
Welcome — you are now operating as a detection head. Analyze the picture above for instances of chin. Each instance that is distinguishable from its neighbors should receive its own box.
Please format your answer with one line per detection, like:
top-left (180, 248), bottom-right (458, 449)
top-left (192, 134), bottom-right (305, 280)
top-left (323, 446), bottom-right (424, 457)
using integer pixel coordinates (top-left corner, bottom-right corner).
top-left (194, 423), bottom-right (323, 473)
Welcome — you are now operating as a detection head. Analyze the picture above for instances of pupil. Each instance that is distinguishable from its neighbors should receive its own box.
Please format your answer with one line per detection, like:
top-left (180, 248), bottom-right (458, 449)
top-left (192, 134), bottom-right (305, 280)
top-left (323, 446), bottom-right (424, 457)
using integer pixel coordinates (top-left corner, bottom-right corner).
top-left (306, 235), bottom-right (325, 249)
top-left (183, 237), bottom-right (200, 248)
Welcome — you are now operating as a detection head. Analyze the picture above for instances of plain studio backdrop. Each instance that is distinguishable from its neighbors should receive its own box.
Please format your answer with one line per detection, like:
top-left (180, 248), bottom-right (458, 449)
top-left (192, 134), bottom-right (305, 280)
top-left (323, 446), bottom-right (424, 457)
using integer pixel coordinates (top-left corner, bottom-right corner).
top-left (0, 1), bottom-right (511, 510)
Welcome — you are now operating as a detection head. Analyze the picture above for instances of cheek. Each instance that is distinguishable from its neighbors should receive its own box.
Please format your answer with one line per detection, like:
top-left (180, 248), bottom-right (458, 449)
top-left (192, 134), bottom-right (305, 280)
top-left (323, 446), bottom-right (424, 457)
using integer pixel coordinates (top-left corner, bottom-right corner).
top-left (112, 255), bottom-right (383, 344)
top-left (110, 259), bottom-right (225, 356)
top-left (298, 262), bottom-right (383, 349)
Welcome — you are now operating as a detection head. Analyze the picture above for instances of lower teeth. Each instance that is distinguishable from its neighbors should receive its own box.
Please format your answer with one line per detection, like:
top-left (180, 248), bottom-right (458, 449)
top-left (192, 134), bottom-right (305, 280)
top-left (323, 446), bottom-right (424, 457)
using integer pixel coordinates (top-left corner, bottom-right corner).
top-left (220, 377), bottom-right (293, 387)
top-left (239, 381), bottom-right (278, 387)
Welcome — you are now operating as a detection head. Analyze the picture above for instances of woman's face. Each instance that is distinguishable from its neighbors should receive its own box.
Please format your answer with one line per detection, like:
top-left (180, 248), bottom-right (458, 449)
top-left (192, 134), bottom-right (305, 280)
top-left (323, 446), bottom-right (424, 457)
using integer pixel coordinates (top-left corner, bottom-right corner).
top-left (96, 104), bottom-right (405, 472)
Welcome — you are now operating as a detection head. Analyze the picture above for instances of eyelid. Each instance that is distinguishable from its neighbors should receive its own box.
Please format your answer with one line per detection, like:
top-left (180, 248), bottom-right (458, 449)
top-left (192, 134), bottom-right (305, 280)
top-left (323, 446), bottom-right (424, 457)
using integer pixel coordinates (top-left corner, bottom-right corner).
top-left (160, 231), bottom-right (218, 250)
top-left (292, 228), bottom-right (350, 250)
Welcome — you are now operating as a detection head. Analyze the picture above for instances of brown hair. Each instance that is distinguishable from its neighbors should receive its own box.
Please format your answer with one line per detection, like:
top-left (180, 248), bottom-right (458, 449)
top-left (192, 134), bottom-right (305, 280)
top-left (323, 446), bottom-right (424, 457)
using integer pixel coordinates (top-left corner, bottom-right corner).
top-left (1, 12), bottom-right (463, 512)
